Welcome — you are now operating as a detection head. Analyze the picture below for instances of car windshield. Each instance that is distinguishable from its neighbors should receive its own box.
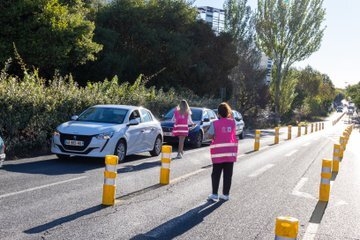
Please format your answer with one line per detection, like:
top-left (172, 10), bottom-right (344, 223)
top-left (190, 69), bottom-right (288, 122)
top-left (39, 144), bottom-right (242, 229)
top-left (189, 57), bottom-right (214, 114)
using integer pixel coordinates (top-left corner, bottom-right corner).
top-left (77, 107), bottom-right (128, 124)
top-left (163, 108), bottom-right (202, 121)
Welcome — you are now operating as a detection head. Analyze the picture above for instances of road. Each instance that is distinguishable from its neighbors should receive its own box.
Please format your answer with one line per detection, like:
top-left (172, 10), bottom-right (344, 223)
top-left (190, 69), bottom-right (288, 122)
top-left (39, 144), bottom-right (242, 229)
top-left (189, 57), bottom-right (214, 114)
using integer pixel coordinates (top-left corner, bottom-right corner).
top-left (1, 112), bottom-right (359, 240)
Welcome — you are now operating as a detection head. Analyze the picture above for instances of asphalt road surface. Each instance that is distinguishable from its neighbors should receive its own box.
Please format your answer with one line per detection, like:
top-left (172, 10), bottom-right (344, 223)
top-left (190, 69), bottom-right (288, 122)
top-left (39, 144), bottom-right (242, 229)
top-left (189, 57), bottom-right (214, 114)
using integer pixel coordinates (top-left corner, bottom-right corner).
top-left (1, 113), bottom-right (359, 240)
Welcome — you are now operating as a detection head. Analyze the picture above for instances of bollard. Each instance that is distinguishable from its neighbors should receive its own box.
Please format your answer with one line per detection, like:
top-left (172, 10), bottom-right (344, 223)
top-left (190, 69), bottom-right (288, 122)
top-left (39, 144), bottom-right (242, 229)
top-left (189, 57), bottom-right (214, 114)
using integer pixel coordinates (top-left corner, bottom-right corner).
top-left (304, 124), bottom-right (308, 135)
top-left (339, 136), bottom-right (346, 151)
top-left (160, 145), bottom-right (172, 185)
top-left (274, 127), bottom-right (280, 144)
top-left (319, 159), bottom-right (332, 202)
top-left (274, 216), bottom-right (299, 240)
top-left (287, 125), bottom-right (292, 140)
top-left (297, 125), bottom-right (301, 137)
top-left (322, 122), bottom-right (324, 130)
top-left (102, 155), bottom-right (119, 206)
top-left (332, 144), bottom-right (342, 172)
top-left (254, 130), bottom-right (261, 151)
top-left (315, 123), bottom-right (318, 132)
top-left (311, 123), bottom-right (313, 133)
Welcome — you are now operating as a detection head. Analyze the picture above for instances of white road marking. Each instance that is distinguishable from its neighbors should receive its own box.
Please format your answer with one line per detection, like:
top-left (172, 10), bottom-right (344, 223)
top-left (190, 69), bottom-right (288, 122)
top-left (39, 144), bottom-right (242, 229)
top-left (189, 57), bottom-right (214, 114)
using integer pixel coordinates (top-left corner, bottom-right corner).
top-left (292, 177), bottom-right (316, 200)
top-left (302, 223), bottom-right (319, 240)
top-left (248, 164), bottom-right (274, 177)
top-left (0, 176), bottom-right (87, 199)
top-left (302, 142), bottom-right (311, 147)
top-left (285, 149), bottom-right (298, 157)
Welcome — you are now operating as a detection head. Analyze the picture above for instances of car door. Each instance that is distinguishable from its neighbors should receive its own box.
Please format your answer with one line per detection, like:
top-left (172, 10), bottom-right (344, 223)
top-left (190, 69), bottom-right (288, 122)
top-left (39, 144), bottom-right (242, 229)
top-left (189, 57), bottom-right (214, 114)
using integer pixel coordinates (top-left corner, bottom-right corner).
top-left (201, 109), bottom-right (214, 142)
top-left (139, 108), bottom-right (159, 150)
top-left (125, 109), bottom-right (146, 154)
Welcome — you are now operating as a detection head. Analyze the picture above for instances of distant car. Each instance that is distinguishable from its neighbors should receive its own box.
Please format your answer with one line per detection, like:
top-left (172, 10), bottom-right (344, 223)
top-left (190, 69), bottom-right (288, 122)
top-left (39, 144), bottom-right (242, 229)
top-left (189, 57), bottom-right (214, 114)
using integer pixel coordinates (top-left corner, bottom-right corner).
top-left (336, 106), bottom-right (343, 112)
top-left (0, 135), bottom-right (5, 167)
top-left (51, 105), bottom-right (163, 162)
top-left (213, 109), bottom-right (245, 139)
top-left (161, 107), bottom-right (217, 148)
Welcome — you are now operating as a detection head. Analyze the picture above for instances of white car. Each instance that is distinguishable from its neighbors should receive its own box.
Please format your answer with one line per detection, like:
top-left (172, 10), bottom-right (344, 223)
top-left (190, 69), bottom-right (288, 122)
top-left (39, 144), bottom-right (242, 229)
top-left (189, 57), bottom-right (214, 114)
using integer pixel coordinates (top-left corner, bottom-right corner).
top-left (51, 105), bottom-right (163, 162)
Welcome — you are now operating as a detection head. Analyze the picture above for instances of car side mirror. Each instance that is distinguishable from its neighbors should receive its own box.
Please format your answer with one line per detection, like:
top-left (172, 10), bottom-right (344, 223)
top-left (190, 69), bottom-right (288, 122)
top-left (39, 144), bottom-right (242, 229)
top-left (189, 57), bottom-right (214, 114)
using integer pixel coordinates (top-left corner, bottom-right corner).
top-left (71, 115), bottom-right (79, 121)
top-left (203, 118), bottom-right (210, 122)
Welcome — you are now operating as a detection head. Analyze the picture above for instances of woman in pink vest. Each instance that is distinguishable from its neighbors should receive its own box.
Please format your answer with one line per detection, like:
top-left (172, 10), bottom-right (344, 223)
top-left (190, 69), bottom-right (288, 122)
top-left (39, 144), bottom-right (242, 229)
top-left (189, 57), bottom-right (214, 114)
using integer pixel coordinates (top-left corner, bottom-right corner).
top-left (208, 102), bottom-right (238, 201)
top-left (172, 100), bottom-right (194, 159)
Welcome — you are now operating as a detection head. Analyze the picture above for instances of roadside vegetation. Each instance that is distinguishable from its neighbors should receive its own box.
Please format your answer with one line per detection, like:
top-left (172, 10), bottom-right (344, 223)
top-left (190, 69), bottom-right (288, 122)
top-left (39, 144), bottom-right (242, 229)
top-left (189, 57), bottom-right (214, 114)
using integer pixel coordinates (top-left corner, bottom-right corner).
top-left (1, 0), bottom-right (357, 159)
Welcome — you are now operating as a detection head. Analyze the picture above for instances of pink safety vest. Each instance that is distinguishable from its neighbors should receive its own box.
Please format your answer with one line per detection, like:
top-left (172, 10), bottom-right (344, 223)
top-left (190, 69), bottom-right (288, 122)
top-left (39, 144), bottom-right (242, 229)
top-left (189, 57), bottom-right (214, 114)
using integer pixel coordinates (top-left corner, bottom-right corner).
top-left (172, 109), bottom-right (189, 136)
top-left (210, 118), bottom-right (238, 163)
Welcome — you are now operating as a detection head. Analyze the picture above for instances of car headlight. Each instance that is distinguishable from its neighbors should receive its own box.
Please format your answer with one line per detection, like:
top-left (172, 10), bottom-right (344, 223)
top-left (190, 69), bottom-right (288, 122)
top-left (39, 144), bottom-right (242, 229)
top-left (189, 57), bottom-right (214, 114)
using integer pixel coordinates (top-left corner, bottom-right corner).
top-left (96, 131), bottom-right (114, 140)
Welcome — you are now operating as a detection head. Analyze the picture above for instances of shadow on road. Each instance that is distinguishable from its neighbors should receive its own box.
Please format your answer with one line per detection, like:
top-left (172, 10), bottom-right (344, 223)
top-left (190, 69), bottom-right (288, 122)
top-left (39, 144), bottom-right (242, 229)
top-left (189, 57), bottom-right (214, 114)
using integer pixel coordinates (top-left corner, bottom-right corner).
top-left (24, 205), bottom-right (105, 234)
top-left (130, 200), bottom-right (225, 240)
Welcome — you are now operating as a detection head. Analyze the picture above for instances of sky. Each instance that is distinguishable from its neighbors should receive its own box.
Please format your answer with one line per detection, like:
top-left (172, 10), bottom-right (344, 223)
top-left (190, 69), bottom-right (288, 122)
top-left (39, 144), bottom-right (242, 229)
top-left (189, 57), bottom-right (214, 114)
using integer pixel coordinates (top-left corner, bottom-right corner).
top-left (193, 0), bottom-right (360, 89)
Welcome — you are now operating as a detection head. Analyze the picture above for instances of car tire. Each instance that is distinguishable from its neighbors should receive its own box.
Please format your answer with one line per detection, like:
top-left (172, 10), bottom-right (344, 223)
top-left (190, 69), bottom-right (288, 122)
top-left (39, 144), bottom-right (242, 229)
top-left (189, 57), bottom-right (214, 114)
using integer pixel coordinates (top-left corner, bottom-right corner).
top-left (115, 139), bottom-right (127, 162)
top-left (192, 131), bottom-right (203, 148)
top-left (150, 135), bottom-right (162, 156)
top-left (239, 130), bottom-right (244, 139)
top-left (56, 154), bottom-right (70, 160)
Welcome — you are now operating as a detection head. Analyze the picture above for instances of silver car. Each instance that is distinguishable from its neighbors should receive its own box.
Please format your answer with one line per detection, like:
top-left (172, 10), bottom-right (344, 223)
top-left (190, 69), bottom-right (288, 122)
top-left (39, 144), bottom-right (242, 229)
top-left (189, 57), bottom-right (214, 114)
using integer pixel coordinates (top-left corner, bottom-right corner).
top-left (51, 105), bottom-right (163, 162)
top-left (0, 136), bottom-right (5, 167)
top-left (213, 109), bottom-right (245, 139)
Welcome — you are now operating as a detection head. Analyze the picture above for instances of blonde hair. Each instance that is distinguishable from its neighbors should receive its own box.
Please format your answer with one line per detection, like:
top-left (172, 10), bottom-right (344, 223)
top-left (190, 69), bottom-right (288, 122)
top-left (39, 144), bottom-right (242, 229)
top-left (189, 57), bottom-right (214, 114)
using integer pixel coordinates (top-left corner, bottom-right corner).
top-left (178, 99), bottom-right (190, 115)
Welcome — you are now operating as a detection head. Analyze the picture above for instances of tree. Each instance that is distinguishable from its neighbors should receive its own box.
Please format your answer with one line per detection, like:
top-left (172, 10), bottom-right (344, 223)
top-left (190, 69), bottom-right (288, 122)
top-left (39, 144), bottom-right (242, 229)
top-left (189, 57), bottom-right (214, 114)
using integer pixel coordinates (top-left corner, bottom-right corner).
top-left (76, 0), bottom-right (238, 97)
top-left (346, 83), bottom-right (360, 109)
top-left (224, 0), bottom-right (269, 118)
top-left (0, 0), bottom-right (102, 78)
top-left (255, 0), bottom-right (326, 121)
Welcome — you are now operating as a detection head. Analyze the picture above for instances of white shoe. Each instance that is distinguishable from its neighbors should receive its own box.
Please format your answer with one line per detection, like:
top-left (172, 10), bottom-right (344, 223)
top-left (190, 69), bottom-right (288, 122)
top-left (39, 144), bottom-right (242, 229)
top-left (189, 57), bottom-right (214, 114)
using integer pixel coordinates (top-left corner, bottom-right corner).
top-left (219, 195), bottom-right (229, 201)
top-left (207, 194), bottom-right (219, 201)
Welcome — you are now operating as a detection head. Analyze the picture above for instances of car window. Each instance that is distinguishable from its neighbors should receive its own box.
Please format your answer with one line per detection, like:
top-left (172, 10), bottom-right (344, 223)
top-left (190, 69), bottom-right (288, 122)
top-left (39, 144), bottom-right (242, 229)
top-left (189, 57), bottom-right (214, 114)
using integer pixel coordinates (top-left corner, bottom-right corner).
top-left (203, 110), bottom-right (209, 120)
top-left (191, 109), bottom-right (202, 121)
top-left (140, 109), bottom-right (153, 122)
top-left (129, 110), bottom-right (141, 122)
top-left (208, 110), bottom-right (216, 120)
top-left (78, 107), bottom-right (127, 124)
top-left (163, 108), bottom-right (175, 120)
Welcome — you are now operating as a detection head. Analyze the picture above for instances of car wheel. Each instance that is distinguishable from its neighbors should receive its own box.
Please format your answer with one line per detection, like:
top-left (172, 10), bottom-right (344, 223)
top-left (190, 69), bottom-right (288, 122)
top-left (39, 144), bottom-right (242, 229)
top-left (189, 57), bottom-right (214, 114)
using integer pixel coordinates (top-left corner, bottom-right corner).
top-left (192, 131), bottom-right (203, 148)
top-left (115, 139), bottom-right (126, 162)
top-left (150, 135), bottom-right (162, 156)
top-left (239, 130), bottom-right (244, 139)
top-left (56, 154), bottom-right (70, 160)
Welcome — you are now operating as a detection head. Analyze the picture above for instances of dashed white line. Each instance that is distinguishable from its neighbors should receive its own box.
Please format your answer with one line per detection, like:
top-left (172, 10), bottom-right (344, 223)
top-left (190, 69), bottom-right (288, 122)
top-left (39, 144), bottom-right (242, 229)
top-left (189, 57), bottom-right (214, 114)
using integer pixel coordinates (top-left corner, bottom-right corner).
top-left (285, 149), bottom-right (298, 157)
top-left (248, 164), bottom-right (274, 177)
top-left (0, 176), bottom-right (87, 199)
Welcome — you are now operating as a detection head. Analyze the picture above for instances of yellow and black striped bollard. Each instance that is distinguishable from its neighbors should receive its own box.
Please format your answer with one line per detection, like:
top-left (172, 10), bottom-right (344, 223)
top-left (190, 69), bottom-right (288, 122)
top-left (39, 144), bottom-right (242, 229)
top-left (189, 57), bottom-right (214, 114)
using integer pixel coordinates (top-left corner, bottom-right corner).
top-left (287, 125), bottom-right (292, 140)
top-left (254, 130), bottom-right (261, 151)
top-left (274, 127), bottom-right (279, 144)
top-left (160, 145), bottom-right (172, 185)
top-left (319, 159), bottom-right (332, 202)
top-left (274, 216), bottom-right (298, 240)
top-left (102, 155), bottom-right (119, 206)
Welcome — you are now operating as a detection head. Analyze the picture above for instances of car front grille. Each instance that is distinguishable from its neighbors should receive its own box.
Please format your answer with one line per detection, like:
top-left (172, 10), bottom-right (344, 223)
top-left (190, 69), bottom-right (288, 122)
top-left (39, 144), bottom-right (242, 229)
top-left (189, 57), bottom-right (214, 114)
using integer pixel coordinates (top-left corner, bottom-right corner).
top-left (162, 126), bottom-right (173, 132)
top-left (59, 133), bottom-right (93, 151)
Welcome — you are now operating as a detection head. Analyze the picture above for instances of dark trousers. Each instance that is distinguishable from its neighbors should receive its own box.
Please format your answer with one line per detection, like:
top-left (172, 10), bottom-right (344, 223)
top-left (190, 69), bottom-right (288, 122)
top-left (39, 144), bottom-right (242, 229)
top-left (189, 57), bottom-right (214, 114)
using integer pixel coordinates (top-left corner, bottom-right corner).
top-left (211, 162), bottom-right (234, 195)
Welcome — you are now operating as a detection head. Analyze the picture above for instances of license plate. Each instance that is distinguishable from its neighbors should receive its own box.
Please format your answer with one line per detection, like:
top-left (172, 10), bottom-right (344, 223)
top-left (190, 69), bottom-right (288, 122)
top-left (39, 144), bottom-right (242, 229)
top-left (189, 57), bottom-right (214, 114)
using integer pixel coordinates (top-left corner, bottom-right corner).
top-left (65, 139), bottom-right (84, 146)
top-left (163, 132), bottom-right (173, 136)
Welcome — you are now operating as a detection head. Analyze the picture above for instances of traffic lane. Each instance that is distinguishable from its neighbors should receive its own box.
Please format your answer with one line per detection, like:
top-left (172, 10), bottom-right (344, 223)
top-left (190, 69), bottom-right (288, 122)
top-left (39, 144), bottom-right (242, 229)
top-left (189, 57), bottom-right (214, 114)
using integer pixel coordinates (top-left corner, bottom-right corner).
top-left (17, 122), bottom-right (344, 239)
top-left (0, 122), bottom-right (344, 240)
